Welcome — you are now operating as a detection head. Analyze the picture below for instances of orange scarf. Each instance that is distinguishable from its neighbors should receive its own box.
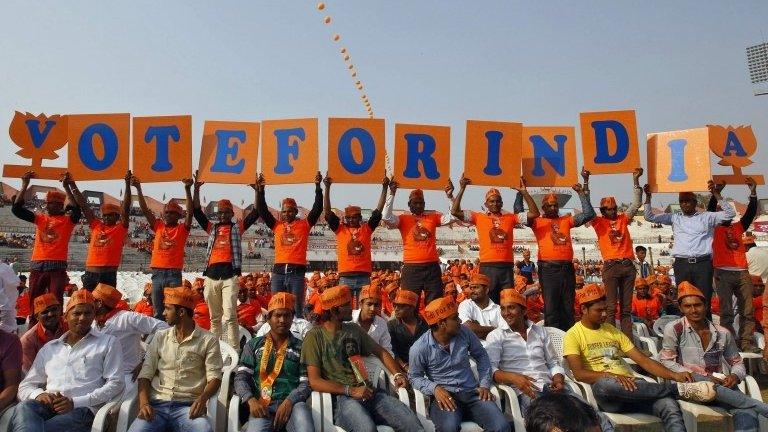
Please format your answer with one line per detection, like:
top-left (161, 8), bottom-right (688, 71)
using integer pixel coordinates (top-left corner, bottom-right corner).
top-left (96, 303), bottom-right (130, 327)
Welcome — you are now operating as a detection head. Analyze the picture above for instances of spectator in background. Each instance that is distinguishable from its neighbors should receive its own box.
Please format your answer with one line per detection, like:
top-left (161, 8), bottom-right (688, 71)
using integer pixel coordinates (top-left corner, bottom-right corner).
top-left (387, 289), bottom-right (428, 371)
top-left (133, 283), bottom-right (154, 318)
top-left (634, 245), bottom-right (652, 278)
top-left (0, 259), bottom-right (21, 333)
top-left (631, 277), bottom-right (662, 329)
top-left (745, 235), bottom-right (768, 283)
top-left (19, 294), bottom-right (66, 373)
top-left (350, 284), bottom-right (392, 355)
top-left (516, 249), bottom-right (537, 285)
top-left (524, 392), bottom-right (602, 432)
top-left (15, 275), bottom-right (30, 325)
top-left (457, 273), bottom-right (502, 340)
top-left (0, 328), bottom-right (22, 413)
top-left (751, 275), bottom-right (765, 333)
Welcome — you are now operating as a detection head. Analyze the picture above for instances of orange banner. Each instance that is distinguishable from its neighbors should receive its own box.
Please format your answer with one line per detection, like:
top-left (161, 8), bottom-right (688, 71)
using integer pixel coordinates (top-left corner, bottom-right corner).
top-left (67, 113), bottom-right (130, 180)
top-left (261, 118), bottom-right (319, 184)
top-left (197, 120), bottom-right (260, 184)
top-left (463, 120), bottom-right (522, 187)
top-left (327, 118), bottom-right (385, 183)
top-left (647, 128), bottom-right (711, 192)
top-left (393, 123), bottom-right (450, 190)
top-left (132, 115), bottom-right (192, 182)
top-left (580, 110), bottom-right (639, 174)
top-left (522, 126), bottom-right (578, 187)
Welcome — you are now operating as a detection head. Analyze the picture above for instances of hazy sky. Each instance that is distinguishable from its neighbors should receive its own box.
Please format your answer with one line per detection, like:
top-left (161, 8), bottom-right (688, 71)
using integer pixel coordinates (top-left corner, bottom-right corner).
top-left (1, 1), bottom-right (767, 210)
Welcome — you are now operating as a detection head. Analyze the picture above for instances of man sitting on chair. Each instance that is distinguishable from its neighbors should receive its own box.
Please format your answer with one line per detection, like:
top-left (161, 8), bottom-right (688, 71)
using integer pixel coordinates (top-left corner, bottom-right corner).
top-left (660, 281), bottom-right (768, 430)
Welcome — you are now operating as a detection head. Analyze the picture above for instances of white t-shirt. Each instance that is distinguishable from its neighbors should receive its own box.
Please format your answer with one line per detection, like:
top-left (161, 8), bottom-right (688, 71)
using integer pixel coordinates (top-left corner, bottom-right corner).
top-left (458, 298), bottom-right (502, 327)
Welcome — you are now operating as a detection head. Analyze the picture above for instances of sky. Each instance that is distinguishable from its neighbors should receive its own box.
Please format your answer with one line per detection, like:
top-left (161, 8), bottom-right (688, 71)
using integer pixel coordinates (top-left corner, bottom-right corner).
top-left (1, 1), bottom-right (767, 211)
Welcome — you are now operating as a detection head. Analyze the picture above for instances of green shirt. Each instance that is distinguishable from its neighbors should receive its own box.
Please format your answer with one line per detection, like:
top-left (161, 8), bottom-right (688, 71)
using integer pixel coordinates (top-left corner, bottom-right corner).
top-left (239, 334), bottom-right (304, 402)
top-left (300, 322), bottom-right (377, 386)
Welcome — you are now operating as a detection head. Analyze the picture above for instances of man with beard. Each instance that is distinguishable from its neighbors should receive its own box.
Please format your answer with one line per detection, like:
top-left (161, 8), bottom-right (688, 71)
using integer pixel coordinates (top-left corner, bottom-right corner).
top-left (457, 273), bottom-right (502, 340)
top-left (131, 175), bottom-right (193, 321)
top-left (19, 294), bottom-right (66, 373)
top-left (451, 176), bottom-right (539, 303)
top-left (234, 292), bottom-right (313, 432)
top-left (12, 171), bottom-right (81, 325)
top-left (12, 289), bottom-right (124, 432)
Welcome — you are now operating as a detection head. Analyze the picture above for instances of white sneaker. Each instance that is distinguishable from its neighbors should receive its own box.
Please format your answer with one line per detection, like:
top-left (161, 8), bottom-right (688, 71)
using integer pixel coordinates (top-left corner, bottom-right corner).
top-left (677, 382), bottom-right (716, 403)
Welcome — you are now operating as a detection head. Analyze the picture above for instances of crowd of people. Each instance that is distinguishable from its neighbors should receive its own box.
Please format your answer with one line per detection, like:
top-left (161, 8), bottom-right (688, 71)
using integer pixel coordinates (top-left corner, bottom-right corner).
top-left (0, 166), bottom-right (767, 432)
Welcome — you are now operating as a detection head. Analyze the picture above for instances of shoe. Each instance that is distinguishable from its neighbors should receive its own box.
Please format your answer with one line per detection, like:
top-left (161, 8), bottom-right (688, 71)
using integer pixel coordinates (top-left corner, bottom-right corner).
top-left (677, 382), bottom-right (716, 403)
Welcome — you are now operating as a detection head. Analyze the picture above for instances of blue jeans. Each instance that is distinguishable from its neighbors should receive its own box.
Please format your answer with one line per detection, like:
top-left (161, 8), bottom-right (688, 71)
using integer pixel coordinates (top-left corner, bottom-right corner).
top-left (271, 273), bottom-right (306, 318)
top-left (245, 400), bottom-right (314, 432)
top-left (428, 390), bottom-right (510, 432)
top-left (692, 374), bottom-right (768, 432)
top-left (127, 400), bottom-right (211, 432)
top-left (517, 387), bottom-right (614, 432)
top-left (592, 377), bottom-right (685, 432)
top-left (151, 268), bottom-right (182, 321)
top-left (11, 399), bottom-right (94, 432)
top-left (339, 275), bottom-right (371, 303)
top-left (334, 388), bottom-right (423, 432)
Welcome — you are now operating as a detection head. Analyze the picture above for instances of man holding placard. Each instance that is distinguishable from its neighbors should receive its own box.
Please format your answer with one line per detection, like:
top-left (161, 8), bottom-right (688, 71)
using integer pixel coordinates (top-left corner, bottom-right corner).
top-left (192, 170), bottom-right (260, 349)
top-left (589, 168), bottom-right (643, 339)
top-left (131, 175), bottom-right (194, 321)
top-left (256, 172), bottom-right (323, 318)
top-left (644, 180), bottom-right (736, 313)
top-left (323, 174), bottom-right (389, 301)
top-left (531, 168), bottom-right (595, 331)
top-left (382, 179), bottom-right (454, 306)
top-left (451, 175), bottom-right (539, 303)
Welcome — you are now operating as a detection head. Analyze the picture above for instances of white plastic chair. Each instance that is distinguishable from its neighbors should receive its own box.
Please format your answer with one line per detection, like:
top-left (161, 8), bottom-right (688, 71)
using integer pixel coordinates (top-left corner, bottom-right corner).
top-left (652, 315), bottom-right (680, 337)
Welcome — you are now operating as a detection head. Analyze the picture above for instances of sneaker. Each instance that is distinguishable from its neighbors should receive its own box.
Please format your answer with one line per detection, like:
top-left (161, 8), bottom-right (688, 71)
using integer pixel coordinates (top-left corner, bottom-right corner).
top-left (677, 382), bottom-right (716, 403)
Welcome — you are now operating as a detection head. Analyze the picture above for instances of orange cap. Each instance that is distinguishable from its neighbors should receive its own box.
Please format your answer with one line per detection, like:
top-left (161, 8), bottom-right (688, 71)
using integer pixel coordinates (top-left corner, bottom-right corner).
top-left (657, 274), bottom-right (671, 284)
top-left (542, 193), bottom-right (558, 205)
top-left (92, 283), bottom-right (122, 308)
top-left (100, 203), bottom-right (121, 215)
top-left (485, 188), bottom-right (501, 201)
top-left (344, 206), bottom-right (362, 217)
top-left (164, 287), bottom-right (196, 309)
top-left (268, 292), bottom-right (296, 312)
top-left (34, 293), bottom-right (60, 315)
top-left (66, 289), bottom-right (95, 313)
top-left (576, 284), bottom-right (605, 305)
top-left (408, 189), bottom-right (424, 201)
top-left (423, 297), bottom-right (458, 325)
top-left (383, 282), bottom-right (399, 294)
top-left (281, 198), bottom-right (297, 208)
top-left (469, 273), bottom-right (490, 286)
top-left (164, 200), bottom-right (183, 214)
top-left (646, 275), bottom-right (657, 285)
top-left (359, 285), bottom-right (380, 302)
top-left (393, 289), bottom-right (419, 307)
top-left (634, 278), bottom-right (649, 288)
top-left (443, 282), bottom-right (457, 294)
top-left (46, 190), bottom-right (66, 203)
top-left (499, 288), bottom-right (526, 308)
top-left (677, 282), bottom-right (705, 301)
top-left (575, 275), bottom-right (585, 284)
top-left (321, 285), bottom-right (352, 310)
top-left (599, 196), bottom-right (617, 208)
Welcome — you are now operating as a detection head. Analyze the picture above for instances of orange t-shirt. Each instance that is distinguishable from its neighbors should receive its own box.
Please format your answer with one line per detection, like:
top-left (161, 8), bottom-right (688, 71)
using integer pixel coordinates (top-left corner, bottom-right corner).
top-left (335, 224), bottom-right (374, 274)
top-left (31, 214), bottom-right (76, 261)
top-left (631, 295), bottom-right (662, 321)
top-left (710, 295), bottom-right (721, 315)
top-left (16, 291), bottom-right (30, 318)
top-left (712, 224), bottom-right (748, 269)
top-left (237, 302), bottom-right (260, 328)
top-left (206, 221), bottom-right (245, 265)
top-left (471, 212), bottom-right (519, 263)
top-left (86, 220), bottom-right (128, 267)
top-left (194, 301), bottom-right (211, 330)
top-left (273, 219), bottom-right (311, 265)
top-left (532, 216), bottom-right (575, 261)
top-left (526, 294), bottom-right (544, 322)
top-left (133, 299), bottom-right (153, 317)
top-left (753, 296), bottom-right (762, 325)
top-left (591, 214), bottom-right (634, 260)
top-left (398, 213), bottom-right (442, 264)
top-left (149, 221), bottom-right (190, 269)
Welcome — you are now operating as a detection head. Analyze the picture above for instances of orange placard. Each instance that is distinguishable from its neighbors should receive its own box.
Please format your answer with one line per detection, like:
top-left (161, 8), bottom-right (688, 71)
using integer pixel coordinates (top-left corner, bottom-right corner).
top-left (647, 128), bottom-right (711, 192)
top-left (3, 111), bottom-right (68, 179)
top-left (393, 123), bottom-right (451, 190)
top-left (463, 120), bottom-right (522, 187)
top-left (67, 113), bottom-right (130, 180)
top-left (327, 118), bottom-right (385, 183)
top-left (708, 125), bottom-right (764, 185)
top-left (522, 126), bottom-right (578, 187)
top-left (197, 120), bottom-right (260, 184)
top-left (132, 115), bottom-right (192, 182)
top-left (261, 118), bottom-right (319, 184)
top-left (580, 110), bottom-right (639, 174)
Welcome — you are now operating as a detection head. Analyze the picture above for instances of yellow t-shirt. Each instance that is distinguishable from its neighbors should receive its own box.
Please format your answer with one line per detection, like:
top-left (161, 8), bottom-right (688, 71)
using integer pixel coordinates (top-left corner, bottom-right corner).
top-left (563, 322), bottom-right (635, 377)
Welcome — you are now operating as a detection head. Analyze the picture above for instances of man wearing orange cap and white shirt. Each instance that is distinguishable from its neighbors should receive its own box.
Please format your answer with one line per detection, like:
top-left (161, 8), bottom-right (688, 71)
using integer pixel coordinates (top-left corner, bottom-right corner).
top-left (12, 171), bottom-right (82, 326)
top-left (91, 283), bottom-right (168, 394)
top-left (13, 289), bottom-right (124, 432)
top-left (234, 292), bottom-right (314, 432)
top-left (531, 168), bottom-right (596, 331)
top-left (457, 273), bottom-right (502, 340)
top-left (256, 172), bottom-right (324, 318)
top-left (644, 180), bottom-right (736, 317)
top-left (451, 175), bottom-right (540, 304)
top-left (301, 284), bottom-right (421, 432)
top-left (19, 293), bottom-right (66, 373)
top-left (66, 170), bottom-right (132, 291)
top-left (565, 283), bottom-right (717, 432)
top-left (129, 287), bottom-right (222, 432)
top-left (487, 288), bottom-right (614, 431)
top-left (131, 174), bottom-right (193, 322)
top-left (387, 289), bottom-right (429, 371)
top-left (350, 285), bottom-right (392, 355)
top-left (382, 178), bottom-right (455, 307)
top-left (192, 171), bottom-right (260, 349)
top-left (323, 174), bottom-right (389, 302)
top-left (409, 297), bottom-right (510, 432)
top-left (660, 281), bottom-right (768, 429)
top-left (590, 168), bottom-right (643, 339)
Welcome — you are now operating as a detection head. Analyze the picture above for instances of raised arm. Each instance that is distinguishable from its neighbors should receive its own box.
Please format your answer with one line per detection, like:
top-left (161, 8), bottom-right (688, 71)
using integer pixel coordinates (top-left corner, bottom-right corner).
top-left (130, 175), bottom-right (157, 229)
top-left (243, 182), bottom-right (260, 231)
top-left (512, 176), bottom-right (539, 225)
top-left (62, 172), bottom-right (95, 223)
top-left (190, 171), bottom-right (209, 231)
top-left (381, 178), bottom-right (400, 227)
top-left (643, 184), bottom-right (672, 225)
top-left (122, 170), bottom-right (132, 228)
top-left (708, 180), bottom-right (736, 224)
top-left (624, 168), bottom-right (644, 219)
top-left (306, 171), bottom-right (324, 227)
top-left (323, 175), bottom-right (340, 231)
top-left (450, 175), bottom-right (470, 222)
top-left (182, 178), bottom-right (194, 230)
top-left (572, 169), bottom-right (596, 227)
top-left (255, 174), bottom-right (276, 229)
top-left (367, 174), bottom-right (390, 229)
top-left (740, 177), bottom-right (758, 230)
